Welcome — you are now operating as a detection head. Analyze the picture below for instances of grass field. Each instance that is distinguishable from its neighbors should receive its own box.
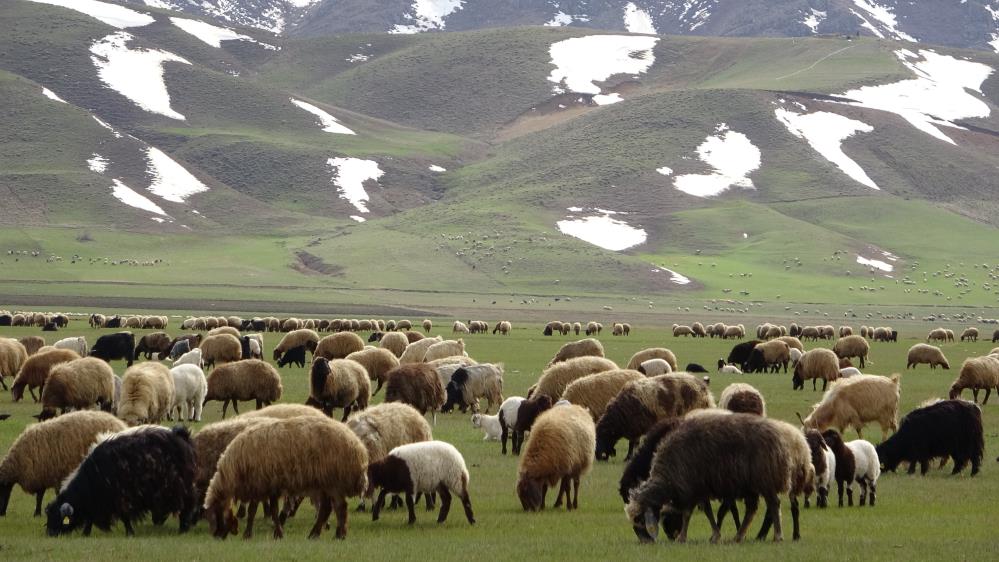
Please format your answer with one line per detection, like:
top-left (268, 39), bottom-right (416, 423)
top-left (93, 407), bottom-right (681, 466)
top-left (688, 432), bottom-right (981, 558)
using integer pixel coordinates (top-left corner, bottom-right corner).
top-left (1, 322), bottom-right (997, 560)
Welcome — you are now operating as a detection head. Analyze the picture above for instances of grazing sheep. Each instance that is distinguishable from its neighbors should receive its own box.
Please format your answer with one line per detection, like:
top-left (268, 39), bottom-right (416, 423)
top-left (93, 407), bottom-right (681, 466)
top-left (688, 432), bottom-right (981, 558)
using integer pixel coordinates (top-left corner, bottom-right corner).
top-left (0, 411), bottom-right (126, 517)
top-left (626, 348), bottom-right (678, 372)
top-left (548, 338), bottom-right (605, 366)
top-left (532, 356), bottom-right (618, 401)
top-left (744, 340), bottom-right (790, 373)
top-left (308, 358), bottom-right (369, 421)
top-left (89, 333), bottom-right (134, 366)
top-left (673, 325), bottom-right (694, 337)
top-left (442, 363), bottom-right (504, 413)
top-left (803, 430), bottom-right (835, 508)
top-left (960, 327), bottom-right (979, 342)
top-left (788, 347), bottom-right (803, 367)
top-left (404, 331), bottom-right (424, 343)
top-left (777, 336), bottom-right (804, 352)
top-left (379, 332), bottom-right (410, 358)
top-left (169, 364), bottom-right (207, 422)
top-left (691, 322), bottom-right (707, 337)
top-left (906, 344), bottom-right (950, 370)
top-left (164, 338), bottom-right (190, 361)
top-left (517, 404), bottom-right (595, 511)
top-left (11, 348), bottom-right (79, 403)
top-left (368, 441), bottom-right (475, 525)
top-left (844, 439), bottom-right (879, 506)
top-left (199, 334), bottom-right (242, 369)
top-left (396, 320), bottom-right (413, 331)
top-left (717, 360), bottom-right (744, 374)
top-left (722, 325), bottom-right (744, 339)
top-left (19, 336), bottom-right (45, 356)
top-left (424, 339), bottom-right (465, 363)
top-left (315, 333), bottom-right (365, 360)
top-left (618, 418), bottom-right (682, 504)
top-left (421, 319), bottom-right (432, 333)
top-left (452, 321), bottom-right (470, 334)
top-left (927, 328), bottom-right (948, 343)
top-left (493, 321), bottom-right (512, 335)
top-left (820, 430), bottom-right (856, 507)
top-left (37, 357), bottom-right (115, 419)
top-left (757, 419), bottom-right (816, 540)
top-left (638, 358), bottom-right (671, 376)
top-left (347, 347), bottom-right (400, 395)
top-left (399, 336), bottom-right (443, 364)
top-left (832, 335), bottom-right (870, 369)
top-left (595, 374), bottom-right (715, 460)
top-left (204, 416), bottom-right (368, 540)
top-left (271, 329), bottom-right (320, 361)
top-left (191, 417), bottom-right (273, 508)
top-left (719, 383), bottom-right (766, 416)
top-left (472, 412), bottom-right (501, 440)
top-left (117, 363), bottom-right (176, 426)
top-left (207, 326), bottom-right (240, 339)
top-left (726, 340), bottom-right (762, 367)
top-left (134, 332), bottom-right (171, 361)
top-left (53, 337), bottom-right (88, 357)
top-left (497, 396), bottom-right (526, 455)
top-left (839, 367), bottom-right (862, 378)
top-left (172, 347), bottom-right (203, 368)
top-left (793, 348), bottom-right (841, 391)
top-left (685, 363), bottom-right (708, 373)
top-left (948, 355), bottom-right (999, 404)
top-left (802, 374), bottom-right (900, 441)
top-left (384, 364), bottom-right (445, 422)
top-left (563, 369), bottom-right (645, 421)
top-left (0, 338), bottom-right (28, 391)
top-left (46, 426), bottom-right (197, 536)
top-left (511, 395), bottom-right (553, 455)
top-left (876, 399), bottom-right (983, 476)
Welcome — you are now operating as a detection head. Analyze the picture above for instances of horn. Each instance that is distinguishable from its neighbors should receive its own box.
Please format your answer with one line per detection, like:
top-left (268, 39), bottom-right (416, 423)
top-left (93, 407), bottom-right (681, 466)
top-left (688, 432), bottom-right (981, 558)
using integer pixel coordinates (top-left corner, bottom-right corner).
top-left (644, 509), bottom-right (660, 541)
top-left (796, 412), bottom-right (806, 426)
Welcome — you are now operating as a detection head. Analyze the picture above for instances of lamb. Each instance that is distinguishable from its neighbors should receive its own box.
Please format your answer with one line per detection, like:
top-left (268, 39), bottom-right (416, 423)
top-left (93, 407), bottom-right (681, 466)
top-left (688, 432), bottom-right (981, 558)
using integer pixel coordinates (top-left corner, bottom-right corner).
top-left (531, 356), bottom-right (618, 401)
top-left (309, 358), bottom-right (369, 421)
top-left (204, 416), bottom-right (368, 540)
top-left (927, 328), bottom-right (948, 343)
top-left (793, 348), bottom-right (841, 391)
top-left (0, 411), bottom-right (126, 517)
top-left (11, 348), bottom-right (80, 402)
top-left (347, 347), bottom-right (400, 395)
top-left (379, 332), bottom-right (410, 358)
top-left (626, 348), bottom-right (678, 372)
top-left (906, 343), bottom-right (950, 369)
top-left (368, 441), bottom-right (475, 525)
top-left (276, 345), bottom-right (306, 368)
top-left (496, 396), bottom-right (525, 455)
top-left (172, 347), bottom-right (203, 368)
top-left (949, 355), bottom-right (999, 404)
top-left (271, 329), bottom-right (320, 361)
top-left (803, 430), bottom-right (835, 508)
top-left (744, 340), bottom-right (790, 373)
top-left (384, 364), bottom-right (444, 421)
top-left (471, 412), bottom-right (501, 440)
top-left (511, 395), bottom-right (553, 455)
top-left (424, 339), bottom-right (466, 362)
top-left (117, 363), bottom-right (176, 426)
top-left (46, 426), bottom-right (198, 536)
top-left (134, 332), bottom-right (171, 361)
top-left (53, 336), bottom-right (88, 357)
top-left (960, 327), bottom-right (979, 342)
top-left (399, 336), bottom-right (443, 364)
top-left (876, 399), bottom-right (983, 476)
top-left (199, 334), bottom-right (242, 369)
top-left (562, 369), bottom-right (645, 421)
top-left (517, 404), bottom-right (595, 511)
top-left (832, 335), bottom-right (870, 369)
top-left (37, 357), bottom-right (116, 419)
top-left (802, 374), bottom-right (900, 441)
top-left (169, 364), bottom-right (207, 422)
top-left (595, 373), bottom-right (715, 460)
top-left (442, 363), bottom-right (504, 413)
top-left (716, 359), bottom-right (743, 374)
top-left (548, 338), bottom-right (605, 366)
top-left (0, 338), bottom-right (27, 391)
top-left (718, 383), bottom-right (766, 416)
top-left (314, 332), bottom-right (365, 360)
top-left (820, 430), bottom-right (856, 507)
top-left (637, 359), bottom-right (671, 376)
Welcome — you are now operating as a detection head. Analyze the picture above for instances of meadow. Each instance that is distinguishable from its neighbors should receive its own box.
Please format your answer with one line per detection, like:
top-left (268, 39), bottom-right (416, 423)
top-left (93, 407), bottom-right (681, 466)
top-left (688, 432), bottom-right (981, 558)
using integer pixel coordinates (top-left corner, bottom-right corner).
top-left (0, 320), bottom-right (997, 561)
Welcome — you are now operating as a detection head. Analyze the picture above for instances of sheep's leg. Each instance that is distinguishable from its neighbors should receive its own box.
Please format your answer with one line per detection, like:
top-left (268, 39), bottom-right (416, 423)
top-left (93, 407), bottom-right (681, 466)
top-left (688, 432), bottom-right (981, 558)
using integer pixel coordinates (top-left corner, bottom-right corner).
top-left (846, 484), bottom-right (854, 507)
top-left (952, 457), bottom-right (968, 475)
top-left (869, 481), bottom-right (877, 506)
top-left (331, 495), bottom-right (348, 539)
top-left (221, 400), bottom-right (230, 419)
top-left (756, 508), bottom-right (773, 540)
top-left (122, 517), bottom-right (135, 537)
top-left (971, 453), bottom-right (981, 477)
top-left (937, 457), bottom-right (948, 469)
top-left (859, 481), bottom-right (868, 506)
top-left (29, 387), bottom-right (38, 402)
top-left (676, 509), bottom-right (694, 544)
top-left (540, 484), bottom-right (548, 510)
top-left (920, 460), bottom-right (930, 475)
top-left (33, 490), bottom-right (44, 517)
top-left (270, 494), bottom-right (284, 539)
top-left (308, 496), bottom-right (332, 539)
top-left (790, 496), bottom-right (801, 540)
top-left (907, 462), bottom-right (918, 475)
top-left (625, 439), bottom-right (637, 461)
top-left (972, 389), bottom-right (980, 403)
top-left (436, 484), bottom-right (452, 523)
top-left (701, 500), bottom-right (721, 544)
top-left (405, 493), bottom-right (417, 525)
top-left (243, 501), bottom-right (258, 539)
top-left (766, 495), bottom-right (783, 542)
top-left (571, 475), bottom-right (581, 510)
top-left (837, 480), bottom-right (845, 507)
top-left (372, 490), bottom-right (388, 521)
top-left (553, 477), bottom-right (569, 508)
top-left (231, 400), bottom-right (240, 416)
top-left (984, 388), bottom-right (992, 405)
top-left (193, 398), bottom-right (203, 422)
top-left (373, 380), bottom-right (383, 395)
top-left (340, 404), bottom-right (351, 423)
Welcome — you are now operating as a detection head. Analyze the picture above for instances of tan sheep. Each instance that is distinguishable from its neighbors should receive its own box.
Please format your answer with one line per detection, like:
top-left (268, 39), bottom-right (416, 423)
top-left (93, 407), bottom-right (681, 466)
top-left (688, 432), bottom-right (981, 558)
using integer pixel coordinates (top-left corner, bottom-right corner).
top-left (207, 326), bottom-right (240, 338)
top-left (839, 326), bottom-right (853, 338)
top-left (399, 336), bottom-right (443, 364)
top-left (421, 319), bottom-right (432, 333)
top-left (562, 369), bottom-right (645, 421)
top-left (397, 320), bottom-right (413, 331)
top-left (626, 348), bottom-right (678, 372)
top-left (672, 325), bottom-right (694, 337)
top-left (960, 327), bottom-right (979, 342)
top-left (118, 362), bottom-right (176, 426)
top-left (347, 347), bottom-right (400, 395)
top-left (0, 411), bottom-right (126, 517)
top-left (205, 359), bottom-right (283, 418)
top-left (948, 355), bottom-right (999, 404)
top-left (11, 348), bottom-right (79, 402)
top-left (192, 417), bottom-right (274, 505)
top-left (906, 344), bottom-right (950, 370)
top-left (926, 328), bottom-right (948, 343)
top-left (793, 348), bottom-right (841, 391)
top-left (547, 338), bottom-right (605, 366)
top-left (802, 374), bottom-right (900, 441)
top-left (38, 357), bottom-right (116, 419)
top-left (424, 339), bottom-right (465, 362)
top-left (776, 336), bottom-right (804, 351)
top-left (199, 334), bottom-right (242, 369)
top-left (532, 356), bottom-right (618, 401)
top-left (240, 403), bottom-right (327, 420)
top-left (315, 332), bottom-right (365, 360)
top-left (0, 338), bottom-right (28, 392)
top-left (452, 321), bottom-right (470, 334)
top-left (516, 404), bottom-right (595, 511)
top-left (746, 339), bottom-right (791, 373)
top-left (281, 317), bottom-right (301, 332)
top-left (19, 336), bottom-right (45, 356)
top-left (204, 416), bottom-right (369, 540)
top-left (833, 335), bottom-right (870, 369)
top-left (637, 358), bottom-right (672, 376)
top-left (309, 358), bottom-right (370, 421)
top-left (384, 364), bottom-right (445, 422)
top-left (271, 329), bottom-right (320, 361)
top-left (378, 332), bottom-right (409, 358)
top-left (719, 383), bottom-right (767, 416)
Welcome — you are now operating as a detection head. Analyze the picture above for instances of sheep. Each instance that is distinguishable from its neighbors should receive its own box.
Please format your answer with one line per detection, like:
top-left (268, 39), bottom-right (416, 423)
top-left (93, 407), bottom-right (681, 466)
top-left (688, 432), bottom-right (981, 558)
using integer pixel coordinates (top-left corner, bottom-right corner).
top-left (844, 439), bottom-right (879, 506)
top-left (134, 332), bottom-right (171, 361)
top-left (673, 325), bottom-right (694, 337)
top-left (172, 347), bottom-right (203, 368)
top-left (517, 404), bottom-right (595, 511)
top-left (198, 334), bottom-right (242, 369)
top-left (169, 364), bottom-right (207, 422)
top-left (0, 411), bottom-right (126, 517)
top-left (442, 363), bottom-right (504, 413)
top-left (207, 326), bottom-right (240, 338)
top-left (271, 329), bottom-right (320, 361)
top-left (626, 348), bottom-right (678, 372)
top-left (397, 320), bottom-right (413, 331)
top-left (117, 363), bottom-right (176, 426)
top-left (927, 328), bottom-right (948, 343)
top-left (531, 356), bottom-right (618, 401)
top-left (379, 332), bottom-right (410, 358)
top-left (777, 336), bottom-right (804, 351)
top-left (309, 358), bottom-right (369, 421)
top-left (89, 332), bottom-right (134, 366)
top-left (685, 363), bottom-right (709, 373)
top-left (876, 399), bottom-right (983, 476)
top-left (744, 340), bottom-right (790, 373)
top-left (994, 330), bottom-right (999, 343)
top-left (906, 343), bottom-right (950, 369)
top-left (595, 373), bottom-right (715, 461)
top-left (0, 338), bottom-right (28, 391)
top-left (803, 430), bottom-right (835, 508)
top-left (240, 403), bottom-right (327, 420)
top-left (276, 345), bottom-right (306, 369)
top-left (204, 416), bottom-right (368, 540)
top-left (547, 338), bottom-right (605, 366)
top-left (719, 383), bottom-right (766, 416)
top-left (802, 374), bottom-right (900, 441)
top-left (191, 417), bottom-right (274, 510)
top-left (832, 335), bottom-right (870, 369)
top-left (722, 325), bottom-right (743, 339)
top-left (618, 418), bottom-right (682, 504)
top-left (368, 441), bottom-right (474, 525)
top-left (423, 339), bottom-right (465, 362)
top-left (638, 358), bottom-right (671, 376)
top-left (717, 360), bottom-right (743, 374)
top-left (53, 336), bottom-right (88, 357)
top-left (19, 336), bottom-right (45, 356)
top-left (493, 321), bottom-right (512, 335)
top-left (429, 356), bottom-right (478, 389)
top-left (11, 348), bottom-right (79, 402)
top-left (788, 347), bottom-right (803, 367)
top-left (452, 321), bottom-right (469, 334)
top-left (421, 319), bottom-right (432, 333)
top-left (800, 327), bottom-right (820, 341)
top-left (562, 369), bottom-right (645, 421)
top-left (472, 412), bottom-right (501, 440)
top-left (820, 430), bottom-right (856, 507)
top-left (839, 367), bottom-right (862, 377)
top-left (726, 340), bottom-right (762, 367)
top-left (960, 327), bottom-right (979, 342)
top-left (46, 426), bottom-right (198, 536)
top-left (948, 355), bottom-right (999, 404)
top-left (347, 347), bottom-right (400, 395)
top-left (37, 357), bottom-right (115, 419)
top-left (404, 331), bottom-right (424, 343)
top-left (691, 322), bottom-right (707, 337)
top-left (162, 334), bottom-right (200, 360)
top-left (399, 336), bottom-right (443, 364)
top-left (793, 348), bottom-right (840, 391)
top-left (756, 419), bottom-right (816, 540)
top-left (384, 363), bottom-right (444, 422)
top-left (314, 332), bottom-right (365, 360)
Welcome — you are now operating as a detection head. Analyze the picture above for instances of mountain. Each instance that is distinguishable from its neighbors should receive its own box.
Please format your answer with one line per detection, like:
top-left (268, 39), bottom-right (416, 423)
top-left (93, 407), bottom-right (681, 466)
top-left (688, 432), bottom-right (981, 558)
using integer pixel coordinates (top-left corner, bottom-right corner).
top-left (124, 0), bottom-right (999, 55)
top-left (1, 0), bottom-right (998, 312)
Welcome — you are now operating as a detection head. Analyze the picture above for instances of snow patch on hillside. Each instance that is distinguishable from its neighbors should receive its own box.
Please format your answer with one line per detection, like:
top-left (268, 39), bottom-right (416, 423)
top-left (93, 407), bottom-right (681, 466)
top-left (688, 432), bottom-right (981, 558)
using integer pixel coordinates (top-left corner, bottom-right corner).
top-left (87, 154), bottom-right (109, 174)
top-left (548, 35), bottom-right (658, 104)
top-left (328, 157), bottom-right (384, 214)
top-left (429, 165), bottom-right (446, 172)
top-left (90, 32), bottom-right (191, 121)
top-left (28, 0), bottom-right (154, 28)
top-left (673, 124), bottom-right (761, 197)
top-left (92, 116), bottom-right (123, 138)
top-left (145, 147), bottom-right (209, 203)
top-left (851, 0), bottom-right (916, 41)
top-left (656, 166), bottom-right (673, 176)
top-left (557, 208), bottom-right (646, 251)
top-left (774, 108), bottom-right (878, 189)
top-left (111, 179), bottom-right (168, 216)
top-left (624, 3), bottom-right (657, 34)
top-left (42, 88), bottom-right (67, 104)
top-left (803, 9), bottom-right (826, 33)
top-left (857, 255), bottom-right (893, 272)
top-left (391, 0), bottom-right (464, 33)
top-left (545, 12), bottom-right (574, 26)
top-left (290, 98), bottom-right (355, 135)
top-left (169, 17), bottom-right (277, 50)
top-left (653, 267), bottom-right (691, 285)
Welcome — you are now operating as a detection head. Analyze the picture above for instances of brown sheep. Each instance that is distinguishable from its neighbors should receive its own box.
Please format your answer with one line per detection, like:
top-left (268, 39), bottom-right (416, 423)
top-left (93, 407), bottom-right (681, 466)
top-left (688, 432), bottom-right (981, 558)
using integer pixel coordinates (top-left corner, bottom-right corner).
top-left (0, 338), bottom-right (28, 392)
top-left (948, 355), bottom-right (999, 404)
top-left (271, 329), bottom-right (320, 361)
top-left (314, 333), bottom-right (365, 360)
top-left (832, 335), bottom-right (870, 369)
top-left (517, 404), bottom-right (595, 511)
top-left (562, 369), bottom-right (645, 421)
top-left (347, 347), bottom-right (400, 395)
top-left (19, 336), bottom-right (45, 356)
top-left (11, 348), bottom-right (80, 402)
top-left (309, 358), bottom-right (370, 421)
top-left (906, 344), bottom-right (950, 370)
top-left (531, 356), bottom-right (618, 401)
top-left (384, 364), bottom-right (445, 422)
top-left (38, 357), bottom-right (116, 419)
top-left (380, 332), bottom-right (409, 357)
top-left (547, 338), bottom-right (605, 366)
top-left (199, 334), bottom-right (242, 369)
top-left (793, 348), bottom-right (841, 391)
top-left (205, 360), bottom-right (283, 418)
top-left (626, 348), bottom-right (678, 372)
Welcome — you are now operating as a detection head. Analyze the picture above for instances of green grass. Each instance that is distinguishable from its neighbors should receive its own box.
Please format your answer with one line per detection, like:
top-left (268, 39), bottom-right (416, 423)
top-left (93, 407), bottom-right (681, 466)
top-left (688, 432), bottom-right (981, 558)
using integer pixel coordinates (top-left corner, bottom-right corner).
top-left (1, 323), bottom-right (998, 560)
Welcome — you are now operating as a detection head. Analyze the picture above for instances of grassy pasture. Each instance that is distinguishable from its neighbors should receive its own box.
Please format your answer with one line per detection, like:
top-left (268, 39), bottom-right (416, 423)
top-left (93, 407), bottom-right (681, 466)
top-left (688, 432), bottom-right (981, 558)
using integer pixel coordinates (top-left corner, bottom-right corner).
top-left (0, 322), bottom-right (997, 560)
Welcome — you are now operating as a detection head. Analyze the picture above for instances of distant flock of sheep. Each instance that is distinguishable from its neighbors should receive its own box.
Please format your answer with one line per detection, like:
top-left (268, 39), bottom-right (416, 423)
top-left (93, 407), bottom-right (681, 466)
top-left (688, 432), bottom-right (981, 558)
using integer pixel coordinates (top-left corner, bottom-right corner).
top-left (0, 313), bottom-right (996, 545)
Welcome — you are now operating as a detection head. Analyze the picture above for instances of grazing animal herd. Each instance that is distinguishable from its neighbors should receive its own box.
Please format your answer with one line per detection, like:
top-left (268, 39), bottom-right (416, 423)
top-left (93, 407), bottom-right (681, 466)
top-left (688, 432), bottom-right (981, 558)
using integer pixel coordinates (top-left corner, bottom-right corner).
top-left (0, 312), bottom-right (995, 547)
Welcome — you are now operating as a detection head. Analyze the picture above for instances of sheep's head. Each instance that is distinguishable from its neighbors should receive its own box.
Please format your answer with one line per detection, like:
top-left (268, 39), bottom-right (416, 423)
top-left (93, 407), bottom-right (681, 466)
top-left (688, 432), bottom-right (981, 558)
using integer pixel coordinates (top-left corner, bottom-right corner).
top-left (45, 500), bottom-right (79, 536)
top-left (441, 382), bottom-right (464, 413)
top-left (471, 414), bottom-right (482, 428)
top-left (625, 502), bottom-right (660, 543)
top-left (33, 408), bottom-right (57, 422)
top-left (516, 478), bottom-right (544, 511)
top-left (594, 434), bottom-right (617, 461)
top-left (792, 363), bottom-right (805, 390)
top-left (206, 503), bottom-right (238, 539)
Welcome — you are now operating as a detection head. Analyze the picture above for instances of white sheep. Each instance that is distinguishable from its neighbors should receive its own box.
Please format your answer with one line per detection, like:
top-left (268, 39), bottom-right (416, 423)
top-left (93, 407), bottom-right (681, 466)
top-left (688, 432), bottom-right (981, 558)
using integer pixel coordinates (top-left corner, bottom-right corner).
top-left (845, 439), bottom-right (880, 506)
top-left (53, 336), bottom-right (88, 357)
top-left (839, 367), bottom-right (862, 378)
top-left (169, 364), bottom-right (207, 422)
top-left (172, 348), bottom-right (203, 368)
top-left (471, 412), bottom-right (501, 440)
top-left (367, 441), bottom-right (475, 525)
top-left (498, 396), bottom-right (525, 455)
top-left (789, 347), bottom-right (803, 367)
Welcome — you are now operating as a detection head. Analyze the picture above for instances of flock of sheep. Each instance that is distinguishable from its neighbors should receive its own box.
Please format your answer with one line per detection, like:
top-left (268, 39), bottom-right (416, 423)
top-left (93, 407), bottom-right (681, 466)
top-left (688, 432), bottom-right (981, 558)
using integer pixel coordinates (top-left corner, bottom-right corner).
top-left (0, 312), bottom-right (996, 545)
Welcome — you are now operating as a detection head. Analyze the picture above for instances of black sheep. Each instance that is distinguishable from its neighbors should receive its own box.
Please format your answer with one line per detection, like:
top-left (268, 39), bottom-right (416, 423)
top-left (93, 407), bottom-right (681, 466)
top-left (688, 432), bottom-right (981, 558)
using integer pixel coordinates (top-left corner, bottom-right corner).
top-left (726, 340), bottom-right (761, 369)
top-left (42, 322), bottom-right (58, 332)
top-left (618, 419), bottom-right (682, 503)
top-left (105, 316), bottom-right (123, 329)
top-left (684, 363), bottom-right (708, 373)
top-left (45, 426), bottom-right (198, 536)
top-left (876, 399), bottom-right (984, 476)
top-left (89, 332), bottom-right (136, 367)
top-left (0, 315), bottom-right (11, 326)
top-left (821, 429), bottom-right (856, 507)
top-left (511, 395), bottom-right (553, 455)
top-left (277, 345), bottom-right (307, 368)
top-left (368, 332), bottom-right (384, 343)
top-left (542, 325), bottom-right (553, 336)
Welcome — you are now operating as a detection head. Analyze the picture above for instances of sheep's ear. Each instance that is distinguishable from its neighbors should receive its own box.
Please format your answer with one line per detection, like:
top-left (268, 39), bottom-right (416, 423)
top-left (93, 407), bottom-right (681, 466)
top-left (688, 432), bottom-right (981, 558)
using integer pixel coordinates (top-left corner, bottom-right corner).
top-left (644, 509), bottom-right (660, 540)
top-left (60, 503), bottom-right (74, 518)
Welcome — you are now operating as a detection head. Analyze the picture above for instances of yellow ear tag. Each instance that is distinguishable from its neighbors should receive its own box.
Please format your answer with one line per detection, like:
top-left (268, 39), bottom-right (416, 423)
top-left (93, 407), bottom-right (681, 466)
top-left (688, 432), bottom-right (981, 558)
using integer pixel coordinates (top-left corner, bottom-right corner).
top-left (63, 516), bottom-right (70, 525)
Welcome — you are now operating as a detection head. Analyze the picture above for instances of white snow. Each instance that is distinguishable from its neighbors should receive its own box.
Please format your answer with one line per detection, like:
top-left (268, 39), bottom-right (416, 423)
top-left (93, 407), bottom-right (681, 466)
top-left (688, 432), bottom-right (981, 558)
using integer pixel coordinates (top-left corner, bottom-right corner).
top-left (142, 0), bottom-right (180, 8)
top-left (840, 49), bottom-right (993, 145)
top-left (287, 0), bottom-right (321, 6)
top-left (803, 9), bottom-right (826, 33)
top-left (851, 0), bottom-right (916, 42)
top-left (145, 147), bottom-right (209, 203)
top-left (27, 0), bottom-right (154, 29)
top-left (169, 17), bottom-right (277, 50)
top-left (545, 11), bottom-right (574, 27)
top-left (428, 165), bottom-right (446, 172)
top-left (87, 154), bottom-right (109, 174)
top-left (347, 54), bottom-right (369, 62)
top-left (90, 32), bottom-right (191, 121)
top-left (391, 0), bottom-right (464, 33)
top-left (92, 116), bottom-right (122, 138)
top-left (659, 267), bottom-right (691, 285)
top-left (548, 35), bottom-right (658, 103)
top-left (623, 3), bottom-right (657, 34)
top-left (857, 255), bottom-right (893, 272)
top-left (673, 124), bottom-right (761, 198)
top-left (774, 108), bottom-right (878, 189)
top-left (557, 209), bottom-right (647, 251)
top-left (42, 88), bottom-right (67, 103)
top-left (656, 166), bottom-right (673, 176)
top-left (327, 157), bottom-right (385, 214)
top-left (111, 179), bottom-right (168, 216)
top-left (289, 98), bottom-right (355, 135)
top-left (350, 215), bottom-right (367, 223)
